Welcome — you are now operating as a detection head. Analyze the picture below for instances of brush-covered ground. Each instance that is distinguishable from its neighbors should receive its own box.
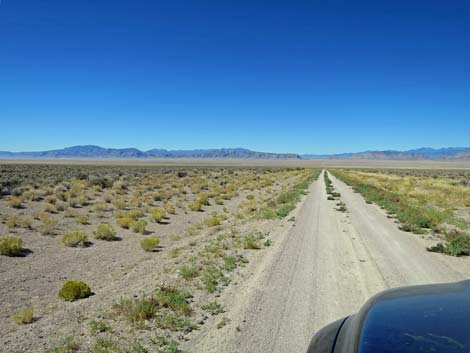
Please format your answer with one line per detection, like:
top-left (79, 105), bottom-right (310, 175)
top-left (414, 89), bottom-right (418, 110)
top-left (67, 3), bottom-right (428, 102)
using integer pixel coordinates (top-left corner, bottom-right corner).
top-left (331, 168), bottom-right (470, 256)
top-left (0, 164), bottom-right (319, 353)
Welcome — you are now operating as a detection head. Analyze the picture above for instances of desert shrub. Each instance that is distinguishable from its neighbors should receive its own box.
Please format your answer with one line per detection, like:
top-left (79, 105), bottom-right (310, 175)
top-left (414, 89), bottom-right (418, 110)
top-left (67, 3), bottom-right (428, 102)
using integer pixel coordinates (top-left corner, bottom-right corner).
top-left (58, 280), bottom-right (91, 301)
top-left (93, 201), bottom-right (109, 213)
top-left (155, 287), bottom-right (192, 316)
top-left (6, 215), bottom-right (20, 229)
top-left (64, 209), bottom-right (79, 218)
top-left (246, 194), bottom-right (255, 201)
top-left (204, 216), bottom-right (221, 227)
top-left (116, 215), bottom-right (135, 229)
top-left (13, 306), bottom-right (34, 324)
top-left (0, 236), bottom-right (23, 256)
top-left (76, 215), bottom-right (89, 225)
top-left (179, 265), bottom-right (199, 280)
top-left (39, 213), bottom-right (58, 235)
top-left (188, 199), bottom-right (203, 212)
top-left (444, 232), bottom-right (470, 256)
top-left (202, 265), bottom-right (229, 293)
top-left (151, 208), bottom-right (166, 223)
top-left (45, 195), bottom-right (57, 204)
top-left (45, 337), bottom-right (79, 353)
top-left (62, 231), bottom-right (88, 247)
top-left (9, 196), bottom-right (23, 209)
top-left (43, 203), bottom-right (58, 213)
top-left (140, 236), bottom-right (159, 251)
top-left (56, 202), bottom-right (68, 212)
top-left (243, 234), bottom-right (261, 249)
top-left (164, 203), bottom-right (176, 215)
top-left (112, 295), bottom-right (159, 327)
top-left (88, 319), bottom-right (111, 334)
top-left (202, 301), bottom-right (224, 315)
top-left (131, 219), bottom-right (148, 234)
top-left (93, 224), bottom-right (117, 240)
top-left (111, 197), bottom-right (126, 210)
top-left (223, 256), bottom-right (237, 271)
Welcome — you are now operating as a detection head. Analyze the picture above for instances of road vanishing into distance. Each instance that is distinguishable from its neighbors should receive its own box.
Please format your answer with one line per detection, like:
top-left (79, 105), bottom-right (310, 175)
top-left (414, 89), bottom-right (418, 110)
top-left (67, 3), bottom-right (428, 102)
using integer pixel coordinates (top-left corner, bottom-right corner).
top-left (189, 170), bottom-right (470, 353)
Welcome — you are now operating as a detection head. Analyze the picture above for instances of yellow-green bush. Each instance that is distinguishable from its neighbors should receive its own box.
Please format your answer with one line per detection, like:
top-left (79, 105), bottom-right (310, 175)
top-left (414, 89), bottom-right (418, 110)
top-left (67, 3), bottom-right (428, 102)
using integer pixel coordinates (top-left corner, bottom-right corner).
top-left (131, 219), bottom-right (148, 234)
top-left (151, 208), bottom-right (166, 223)
top-left (58, 280), bottom-right (91, 301)
top-left (62, 231), bottom-right (88, 247)
top-left (140, 236), bottom-right (159, 251)
top-left (0, 236), bottom-right (23, 256)
top-left (93, 224), bottom-right (117, 240)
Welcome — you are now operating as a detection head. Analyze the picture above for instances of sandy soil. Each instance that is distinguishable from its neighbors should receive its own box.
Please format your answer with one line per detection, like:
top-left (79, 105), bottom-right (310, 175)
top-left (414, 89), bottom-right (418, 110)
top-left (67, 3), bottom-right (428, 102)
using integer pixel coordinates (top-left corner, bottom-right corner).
top-left (186, 170), bottom-right (470, 353)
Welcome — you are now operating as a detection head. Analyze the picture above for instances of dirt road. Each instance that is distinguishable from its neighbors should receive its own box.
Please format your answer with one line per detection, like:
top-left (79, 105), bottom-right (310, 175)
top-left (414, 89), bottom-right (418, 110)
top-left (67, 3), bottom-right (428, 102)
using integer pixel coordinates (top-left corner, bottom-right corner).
top-left (188, 170), bottom-right (470, 353)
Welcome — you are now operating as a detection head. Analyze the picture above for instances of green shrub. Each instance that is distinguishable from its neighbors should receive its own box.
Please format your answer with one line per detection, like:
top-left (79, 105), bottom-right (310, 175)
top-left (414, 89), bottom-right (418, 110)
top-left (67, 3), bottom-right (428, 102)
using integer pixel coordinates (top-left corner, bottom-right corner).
top-left (93, 224), bottom-right (117, 240)
top-left (58, 280), bottom-right (91, 301)
top-left (155, 287), bottom-right (192, 316)
top-left (112, 296), bottom-right (158, 327)
top-left (13, 306), bottom-right (34, 324)
top-left (223, 256), bottom-right (237, 271)
top-left (151, 208), bottom-right (166, 223)
top-left (131, 219), bottom-right (148, 234)
top-left (140, 236), bottom-right (159, 251)
top-left (445, 233), bottom-right (470, 256)
top-left (62, 231), bottom-right (88, 247)
top-left (0, 236), bottom-right (23, 256)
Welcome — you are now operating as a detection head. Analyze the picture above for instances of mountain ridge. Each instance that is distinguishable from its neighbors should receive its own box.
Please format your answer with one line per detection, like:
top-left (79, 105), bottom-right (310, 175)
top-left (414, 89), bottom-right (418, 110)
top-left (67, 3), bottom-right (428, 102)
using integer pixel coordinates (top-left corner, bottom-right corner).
top-left (1, 146), bottom-right (470, 160)
top-left (0, 145), bottom-right (301, 159)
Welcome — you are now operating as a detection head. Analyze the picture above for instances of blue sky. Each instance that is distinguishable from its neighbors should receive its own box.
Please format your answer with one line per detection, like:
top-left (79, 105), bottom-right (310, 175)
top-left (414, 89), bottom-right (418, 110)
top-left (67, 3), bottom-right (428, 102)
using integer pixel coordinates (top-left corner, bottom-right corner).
top-left (1, 1), bottom-right (469, 154)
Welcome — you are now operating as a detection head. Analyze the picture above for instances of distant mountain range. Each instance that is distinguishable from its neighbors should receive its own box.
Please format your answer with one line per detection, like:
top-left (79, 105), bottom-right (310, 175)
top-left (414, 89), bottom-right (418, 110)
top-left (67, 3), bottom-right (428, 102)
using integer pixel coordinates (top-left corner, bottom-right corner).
top-left (0, 145), bottom-right (301, 159)
top-left (302, 147), bottom-right (470, 160)
top-left (0, 145), bottom-right (469, 160)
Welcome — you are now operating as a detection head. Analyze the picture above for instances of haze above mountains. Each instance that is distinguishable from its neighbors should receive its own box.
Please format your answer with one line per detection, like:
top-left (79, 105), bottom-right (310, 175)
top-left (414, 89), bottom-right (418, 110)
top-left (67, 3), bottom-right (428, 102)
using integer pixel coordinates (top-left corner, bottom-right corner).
top-left (1, 145), bottom-right (470, 160)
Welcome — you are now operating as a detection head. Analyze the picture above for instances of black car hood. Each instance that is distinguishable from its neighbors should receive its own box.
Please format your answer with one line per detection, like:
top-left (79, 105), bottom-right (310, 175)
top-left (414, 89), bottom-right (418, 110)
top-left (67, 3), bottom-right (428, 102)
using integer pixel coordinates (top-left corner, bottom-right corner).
top-left (309, 280), bottom-right (470, 353)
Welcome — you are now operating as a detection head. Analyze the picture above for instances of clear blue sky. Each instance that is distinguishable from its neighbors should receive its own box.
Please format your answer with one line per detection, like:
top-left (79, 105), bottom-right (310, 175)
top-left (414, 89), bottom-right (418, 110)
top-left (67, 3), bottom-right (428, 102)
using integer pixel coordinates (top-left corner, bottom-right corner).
top-left (1, 1), bottom-right (469, 154)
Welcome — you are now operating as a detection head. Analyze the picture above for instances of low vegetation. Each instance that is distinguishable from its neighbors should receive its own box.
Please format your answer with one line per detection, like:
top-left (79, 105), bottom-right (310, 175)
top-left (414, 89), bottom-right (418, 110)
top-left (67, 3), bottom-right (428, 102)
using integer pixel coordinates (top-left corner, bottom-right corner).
top-left (332, 169), bottom-right (470, 256)
top-left (141, 236), bottom-right (160, 251)
top-left (58, 280), bottom-right (91, 301)
top-left (93, 224), bottom-right (117, 240)
top-left (0, 235), bottom-right (23, 256)
top-left (13, 306), bottom-right (34, 324)
top-left (0, 163), bottom-right (320, 351)
top-left (61, 231), bottom-right (88, 247)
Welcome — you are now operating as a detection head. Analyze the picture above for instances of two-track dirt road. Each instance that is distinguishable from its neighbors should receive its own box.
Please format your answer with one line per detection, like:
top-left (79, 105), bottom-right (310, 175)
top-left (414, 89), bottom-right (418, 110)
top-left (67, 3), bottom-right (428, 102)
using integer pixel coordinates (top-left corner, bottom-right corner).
top-left (188, 170), bottom-right (470, 353)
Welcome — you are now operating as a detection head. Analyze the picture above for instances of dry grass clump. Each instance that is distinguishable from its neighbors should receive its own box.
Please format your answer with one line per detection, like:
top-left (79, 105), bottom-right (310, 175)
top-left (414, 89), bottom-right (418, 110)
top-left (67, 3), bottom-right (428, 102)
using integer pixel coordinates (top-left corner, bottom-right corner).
top-left (13, 306), bottom-right (34, 324)
top-left (9, 196), bottom-right (23, 209)
top-left (39, 213), bottom-right (58, 235)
